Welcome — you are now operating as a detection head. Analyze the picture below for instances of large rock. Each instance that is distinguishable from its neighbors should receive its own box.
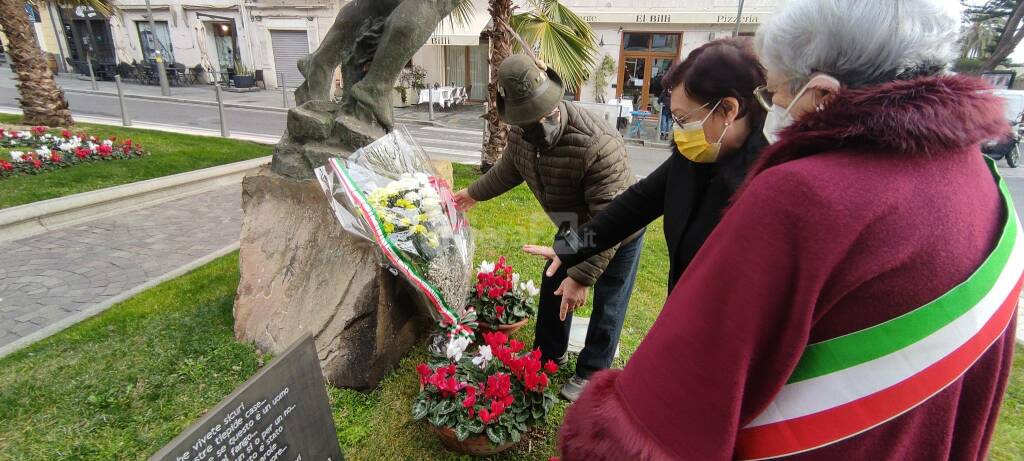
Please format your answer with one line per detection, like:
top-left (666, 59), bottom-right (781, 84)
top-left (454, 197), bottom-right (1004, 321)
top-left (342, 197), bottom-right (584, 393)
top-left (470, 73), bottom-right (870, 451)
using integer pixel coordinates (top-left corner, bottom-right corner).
top-left (234, 166), bottom-right (432, 389)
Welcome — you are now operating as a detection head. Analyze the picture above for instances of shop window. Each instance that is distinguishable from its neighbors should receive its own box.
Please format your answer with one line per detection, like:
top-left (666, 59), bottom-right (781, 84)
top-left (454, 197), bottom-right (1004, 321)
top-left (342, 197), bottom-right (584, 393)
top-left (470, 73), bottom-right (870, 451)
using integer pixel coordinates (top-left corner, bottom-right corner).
top-left (623, 33), bottom-right (650, 51)
top-left (137, 21), bottom-right (174, 63)
top-left (651, 34), bottom-right (679, 53)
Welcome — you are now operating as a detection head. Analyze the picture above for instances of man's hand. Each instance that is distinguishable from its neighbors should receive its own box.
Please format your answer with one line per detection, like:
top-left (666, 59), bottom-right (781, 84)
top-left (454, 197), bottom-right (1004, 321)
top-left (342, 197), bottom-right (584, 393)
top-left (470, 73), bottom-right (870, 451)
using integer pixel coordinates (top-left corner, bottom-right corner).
top-left (454, 189), bottom-right (477, 211)
top-left (522, 245), bottom-right (562, 277)
top-left (554, 276), bottom-right (588, 321)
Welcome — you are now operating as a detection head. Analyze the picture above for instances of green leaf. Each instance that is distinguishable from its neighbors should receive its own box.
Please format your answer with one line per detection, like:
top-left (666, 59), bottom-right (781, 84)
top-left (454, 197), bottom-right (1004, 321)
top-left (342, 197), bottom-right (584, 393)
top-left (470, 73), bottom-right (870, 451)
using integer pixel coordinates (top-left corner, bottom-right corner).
top-left (486, 426), bottom-right (503, 445)
top-left (465, 418), bottom-right (485, 434)
top-left (412, 398), bottom-right (431, 420)
top-left (428, 411), bottom-right (447, 428)
top-left (455, 423), bottom-right (472, 442)
top-left (437, 399), bottom-right (459, 415)
top-left (532, 406), bottom-right (544, 420)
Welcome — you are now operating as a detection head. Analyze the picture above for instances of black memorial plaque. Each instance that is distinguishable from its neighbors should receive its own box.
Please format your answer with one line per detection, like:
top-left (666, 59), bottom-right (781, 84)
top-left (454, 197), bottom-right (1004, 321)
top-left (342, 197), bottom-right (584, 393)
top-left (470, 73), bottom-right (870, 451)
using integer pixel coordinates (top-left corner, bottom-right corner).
top-left (150, 334), bottom-right (344, 461)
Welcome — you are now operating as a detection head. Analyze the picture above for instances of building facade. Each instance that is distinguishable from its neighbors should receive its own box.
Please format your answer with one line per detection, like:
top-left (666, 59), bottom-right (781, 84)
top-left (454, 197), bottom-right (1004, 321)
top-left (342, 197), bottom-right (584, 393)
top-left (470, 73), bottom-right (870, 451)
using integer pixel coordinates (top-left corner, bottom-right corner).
top-left (413, 0), bottom-right (781, 110)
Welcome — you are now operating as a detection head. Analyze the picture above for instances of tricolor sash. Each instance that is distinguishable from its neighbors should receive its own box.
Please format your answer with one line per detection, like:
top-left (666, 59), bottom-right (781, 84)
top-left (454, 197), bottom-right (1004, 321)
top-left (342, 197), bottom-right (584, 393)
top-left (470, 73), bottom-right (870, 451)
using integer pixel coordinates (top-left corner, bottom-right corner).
top-left (735, 159), bottom-right (1023, 460)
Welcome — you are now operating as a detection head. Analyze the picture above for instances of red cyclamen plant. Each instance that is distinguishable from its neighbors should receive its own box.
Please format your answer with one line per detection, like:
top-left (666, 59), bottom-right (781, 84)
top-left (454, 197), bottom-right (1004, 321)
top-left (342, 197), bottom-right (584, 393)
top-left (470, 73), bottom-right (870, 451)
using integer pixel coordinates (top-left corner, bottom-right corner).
top-left (413, 331), bottom-right (559, 446)
top-left (468, 257), bottom-right (540, 326)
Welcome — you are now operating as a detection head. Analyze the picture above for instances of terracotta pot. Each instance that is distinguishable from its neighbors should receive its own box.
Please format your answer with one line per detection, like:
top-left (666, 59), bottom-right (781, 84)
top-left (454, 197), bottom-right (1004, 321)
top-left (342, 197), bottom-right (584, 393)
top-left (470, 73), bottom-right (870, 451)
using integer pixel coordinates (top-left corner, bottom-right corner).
top-left (430, 424), bottom-right (515, 455)
top-left (476, 318), bottom-right (529, 335)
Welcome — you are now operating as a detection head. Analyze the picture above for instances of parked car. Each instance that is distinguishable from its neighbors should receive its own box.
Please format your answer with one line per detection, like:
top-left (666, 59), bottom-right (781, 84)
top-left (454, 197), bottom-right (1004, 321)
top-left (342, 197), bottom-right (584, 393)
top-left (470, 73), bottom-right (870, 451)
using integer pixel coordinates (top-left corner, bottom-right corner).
top-left (982, 89), bottom-right (1024, 168)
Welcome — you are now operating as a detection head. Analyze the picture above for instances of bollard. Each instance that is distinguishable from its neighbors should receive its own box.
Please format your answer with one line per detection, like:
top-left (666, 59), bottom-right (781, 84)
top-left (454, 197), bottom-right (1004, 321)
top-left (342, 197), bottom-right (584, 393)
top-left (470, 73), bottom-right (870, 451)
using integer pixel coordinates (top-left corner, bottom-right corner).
top-left (115, 75), bottom-right (132, 127)
top-left (215, 84), bottom-right (230, 137)
top-left (428, 87), bottom-right (434, 121)
top-left (86, 58), bottom-right (98, 91)
top-left (280, 73), bottom-right (288, 108)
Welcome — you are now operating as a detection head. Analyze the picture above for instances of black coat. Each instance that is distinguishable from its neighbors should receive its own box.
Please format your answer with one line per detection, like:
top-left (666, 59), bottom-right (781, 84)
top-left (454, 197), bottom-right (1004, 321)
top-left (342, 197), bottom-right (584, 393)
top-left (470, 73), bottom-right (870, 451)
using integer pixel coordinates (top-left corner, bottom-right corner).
top-left (555, 130), bottom-right (768, 291)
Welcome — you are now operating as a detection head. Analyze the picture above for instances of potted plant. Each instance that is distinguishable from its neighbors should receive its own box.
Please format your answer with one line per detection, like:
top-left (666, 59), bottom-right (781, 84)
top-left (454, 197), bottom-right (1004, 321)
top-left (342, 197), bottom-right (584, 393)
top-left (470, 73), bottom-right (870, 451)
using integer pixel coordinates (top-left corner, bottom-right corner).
top-left (468, 257), bottom-right (539, 334)
top-left (399, 65), bottom-right (428, 104)
top-left (413, 331), bottom-right (559, 455)
top-left (231, 60), bottom-right (256, 88)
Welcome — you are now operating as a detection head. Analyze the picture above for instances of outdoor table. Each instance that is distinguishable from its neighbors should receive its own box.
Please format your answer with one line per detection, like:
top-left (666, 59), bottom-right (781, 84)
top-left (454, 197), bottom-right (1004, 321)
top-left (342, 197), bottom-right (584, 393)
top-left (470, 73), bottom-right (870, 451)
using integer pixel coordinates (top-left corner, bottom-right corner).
top-left (419, 86), bottom-right (464, 110)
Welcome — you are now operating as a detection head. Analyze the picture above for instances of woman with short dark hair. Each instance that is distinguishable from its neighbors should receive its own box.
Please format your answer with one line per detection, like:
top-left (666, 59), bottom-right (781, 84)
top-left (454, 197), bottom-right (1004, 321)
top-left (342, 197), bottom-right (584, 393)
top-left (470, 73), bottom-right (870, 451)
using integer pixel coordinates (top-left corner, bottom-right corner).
top-left (524, 37), bottom-right (768, 298)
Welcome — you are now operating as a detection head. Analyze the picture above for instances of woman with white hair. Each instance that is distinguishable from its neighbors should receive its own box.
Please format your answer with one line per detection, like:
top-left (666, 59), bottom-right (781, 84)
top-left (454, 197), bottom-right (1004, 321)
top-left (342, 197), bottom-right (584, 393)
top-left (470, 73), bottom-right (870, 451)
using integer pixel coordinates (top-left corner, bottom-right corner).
top-left (556, 1), bottom-right (1019, 460)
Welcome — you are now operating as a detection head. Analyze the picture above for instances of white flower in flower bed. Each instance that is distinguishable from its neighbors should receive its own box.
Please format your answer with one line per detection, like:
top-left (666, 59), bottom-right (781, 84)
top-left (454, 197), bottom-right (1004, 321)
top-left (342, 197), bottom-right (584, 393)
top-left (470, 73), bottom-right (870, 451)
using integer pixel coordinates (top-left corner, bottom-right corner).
top-left (35, 147), bottom-right (50, 159)
top-left (9, 151), bottom-right (24, 161)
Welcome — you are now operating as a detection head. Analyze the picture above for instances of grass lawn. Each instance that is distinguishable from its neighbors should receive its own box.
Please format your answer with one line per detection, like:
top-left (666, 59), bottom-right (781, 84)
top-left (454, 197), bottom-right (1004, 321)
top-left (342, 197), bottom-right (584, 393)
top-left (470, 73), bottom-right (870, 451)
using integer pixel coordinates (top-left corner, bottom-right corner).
top-left (0, 164), bottom-right (1020, 460)
top-left (0, 114), bottom-right (272, 209)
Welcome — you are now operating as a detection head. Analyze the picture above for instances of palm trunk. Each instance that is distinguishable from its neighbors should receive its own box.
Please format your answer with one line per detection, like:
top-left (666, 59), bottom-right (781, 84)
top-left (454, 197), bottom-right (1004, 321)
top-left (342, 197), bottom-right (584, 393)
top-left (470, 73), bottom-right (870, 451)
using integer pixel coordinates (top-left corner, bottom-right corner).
top-left (981, 1), bottom-right (1024, 73)
top-left (481, 0), bottom-right (512, 172)
top-left (0, 0), bottom-right (73, 127)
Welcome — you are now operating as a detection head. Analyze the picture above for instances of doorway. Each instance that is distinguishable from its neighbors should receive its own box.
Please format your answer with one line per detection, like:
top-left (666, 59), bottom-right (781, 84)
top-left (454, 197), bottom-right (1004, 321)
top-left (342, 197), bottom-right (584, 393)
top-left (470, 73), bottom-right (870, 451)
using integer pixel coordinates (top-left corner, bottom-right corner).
top-left (616, 32), bottom-right (680, 115)
top-left (210, 22), bottom-right (238, 73)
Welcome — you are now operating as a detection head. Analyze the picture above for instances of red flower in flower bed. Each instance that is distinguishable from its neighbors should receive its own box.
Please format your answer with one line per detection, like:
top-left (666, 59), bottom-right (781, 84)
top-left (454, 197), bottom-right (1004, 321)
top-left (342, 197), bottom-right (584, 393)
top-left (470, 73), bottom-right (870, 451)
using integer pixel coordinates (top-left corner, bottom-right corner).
top-left (1, 127), bottom-right (149, 180)
top-left (414, 331), bottom-right (560, 450)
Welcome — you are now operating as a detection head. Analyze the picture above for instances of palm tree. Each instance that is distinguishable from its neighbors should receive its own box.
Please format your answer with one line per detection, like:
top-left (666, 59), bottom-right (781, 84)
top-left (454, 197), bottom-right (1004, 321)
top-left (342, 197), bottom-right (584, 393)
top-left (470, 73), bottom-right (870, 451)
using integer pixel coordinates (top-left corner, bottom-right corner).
top-left (473, 0), bottom-right (597, 170)
top-left (479, 0), bottom-right (514, 171)
top-left (962, 17), bottom-right (1002, 59)
top-left (511, 0), bottom-right (597, 93)
top-left (0, 0), bottom-right (112, 126)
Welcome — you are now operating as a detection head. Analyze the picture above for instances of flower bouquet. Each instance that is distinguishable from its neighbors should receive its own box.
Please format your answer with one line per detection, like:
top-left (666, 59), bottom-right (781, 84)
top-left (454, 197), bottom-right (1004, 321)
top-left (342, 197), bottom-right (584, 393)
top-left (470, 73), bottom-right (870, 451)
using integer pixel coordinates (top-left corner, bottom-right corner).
top-left (413, 331), bottom-right (560, 455)
top-left (315, 128), bottom-right (476, 358)
top-left (469, 257), bottom-right (540, 335)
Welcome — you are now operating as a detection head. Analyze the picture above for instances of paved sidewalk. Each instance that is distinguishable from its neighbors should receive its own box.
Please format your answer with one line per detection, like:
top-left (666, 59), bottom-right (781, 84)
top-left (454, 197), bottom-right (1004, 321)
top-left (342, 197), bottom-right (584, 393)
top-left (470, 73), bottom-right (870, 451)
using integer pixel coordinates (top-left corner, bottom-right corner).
top-left (0, 185), bottom-right (241, 351)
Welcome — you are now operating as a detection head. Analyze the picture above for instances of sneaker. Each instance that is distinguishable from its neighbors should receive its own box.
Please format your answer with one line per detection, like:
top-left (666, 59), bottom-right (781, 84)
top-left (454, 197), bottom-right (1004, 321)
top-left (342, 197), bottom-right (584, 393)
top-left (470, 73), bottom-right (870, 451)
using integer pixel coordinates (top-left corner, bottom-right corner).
top-left (555, 353), bottom-right (569, 367)
top-left (560, 375), bottom-right (589, 402)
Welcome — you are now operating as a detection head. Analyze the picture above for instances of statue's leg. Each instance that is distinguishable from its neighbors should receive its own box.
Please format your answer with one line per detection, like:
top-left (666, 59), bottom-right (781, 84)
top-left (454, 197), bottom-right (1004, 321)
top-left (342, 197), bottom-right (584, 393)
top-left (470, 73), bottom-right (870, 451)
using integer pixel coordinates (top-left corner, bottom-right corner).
top-left (295, 0), bottom-right (400, 105)
top-left (346, 0), bottom-right (459, 131)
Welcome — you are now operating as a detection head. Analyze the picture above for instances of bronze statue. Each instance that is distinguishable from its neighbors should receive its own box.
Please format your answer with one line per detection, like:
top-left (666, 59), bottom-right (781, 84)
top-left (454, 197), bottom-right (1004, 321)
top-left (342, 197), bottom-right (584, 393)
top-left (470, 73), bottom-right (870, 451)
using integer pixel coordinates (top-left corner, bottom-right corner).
top-left (273, 0), bottom-right (459, 179)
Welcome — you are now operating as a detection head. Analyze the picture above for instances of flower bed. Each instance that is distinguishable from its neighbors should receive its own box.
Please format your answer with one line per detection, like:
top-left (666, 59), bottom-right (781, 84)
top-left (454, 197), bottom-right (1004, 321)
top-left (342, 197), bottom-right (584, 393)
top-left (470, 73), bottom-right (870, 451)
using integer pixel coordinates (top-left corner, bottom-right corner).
top-left (413, 331), bottom-right (559, 454)
top-left (0, 126), bottom-right (147, 179)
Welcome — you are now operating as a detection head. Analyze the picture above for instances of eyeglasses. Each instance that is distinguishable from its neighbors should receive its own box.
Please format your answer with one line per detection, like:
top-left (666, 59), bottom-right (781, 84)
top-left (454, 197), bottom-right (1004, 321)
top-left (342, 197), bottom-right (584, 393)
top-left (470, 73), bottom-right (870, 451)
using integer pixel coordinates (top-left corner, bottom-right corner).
top-left (671, 102), bottom-right (711, 129)
top-left (753, 85), bottom-right (774, 111)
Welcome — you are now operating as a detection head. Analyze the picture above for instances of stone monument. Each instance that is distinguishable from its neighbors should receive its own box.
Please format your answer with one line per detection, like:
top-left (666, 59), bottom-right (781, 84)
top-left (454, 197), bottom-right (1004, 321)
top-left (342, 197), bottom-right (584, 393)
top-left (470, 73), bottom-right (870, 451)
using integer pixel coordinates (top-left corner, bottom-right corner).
top-left (234, 0), bottom-right (461, 389)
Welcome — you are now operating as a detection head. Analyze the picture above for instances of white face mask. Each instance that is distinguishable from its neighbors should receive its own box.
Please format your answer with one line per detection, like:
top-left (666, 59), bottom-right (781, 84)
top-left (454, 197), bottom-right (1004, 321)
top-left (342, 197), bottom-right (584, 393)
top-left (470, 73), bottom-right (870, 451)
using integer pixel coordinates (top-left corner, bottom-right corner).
top-left (763, 104), bottom-right (792, 145)
top-left (762, 75), bottom-right (838, 144)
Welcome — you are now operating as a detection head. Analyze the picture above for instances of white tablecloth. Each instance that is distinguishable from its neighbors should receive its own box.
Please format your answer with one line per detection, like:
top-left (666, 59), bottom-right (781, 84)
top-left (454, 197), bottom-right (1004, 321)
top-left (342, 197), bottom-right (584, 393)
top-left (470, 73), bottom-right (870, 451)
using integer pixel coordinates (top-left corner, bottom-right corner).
top-left (419, 87), bottom-right (465, 109)
top-left (607, 98), bottom-right (635, 123)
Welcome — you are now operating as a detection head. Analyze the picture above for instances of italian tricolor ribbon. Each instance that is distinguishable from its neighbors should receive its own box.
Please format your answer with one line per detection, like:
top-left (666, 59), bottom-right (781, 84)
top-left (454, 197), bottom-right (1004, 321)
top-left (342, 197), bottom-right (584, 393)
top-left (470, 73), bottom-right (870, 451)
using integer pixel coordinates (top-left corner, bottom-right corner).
top-left (322, 158), bottom-right (473, 340)
top-left (735, 159), bottom-right (1022, 460)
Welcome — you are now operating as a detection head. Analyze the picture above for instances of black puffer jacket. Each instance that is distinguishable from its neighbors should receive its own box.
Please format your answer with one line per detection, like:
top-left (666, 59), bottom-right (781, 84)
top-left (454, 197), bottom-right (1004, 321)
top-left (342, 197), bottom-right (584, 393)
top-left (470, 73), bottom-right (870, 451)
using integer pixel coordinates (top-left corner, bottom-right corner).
top-left (468, 101), bottom-right (637, 285)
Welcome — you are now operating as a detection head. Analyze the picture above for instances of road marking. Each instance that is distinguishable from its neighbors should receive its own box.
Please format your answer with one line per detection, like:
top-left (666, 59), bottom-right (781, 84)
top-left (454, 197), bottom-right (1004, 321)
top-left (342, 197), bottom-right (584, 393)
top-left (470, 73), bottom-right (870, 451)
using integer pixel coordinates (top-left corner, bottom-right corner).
top-left (421, 126), bottom-right (483, 136)
top-left (428, 147), bottom-right (483, 158)
top-left (417, 138), bottom-right (482, 149)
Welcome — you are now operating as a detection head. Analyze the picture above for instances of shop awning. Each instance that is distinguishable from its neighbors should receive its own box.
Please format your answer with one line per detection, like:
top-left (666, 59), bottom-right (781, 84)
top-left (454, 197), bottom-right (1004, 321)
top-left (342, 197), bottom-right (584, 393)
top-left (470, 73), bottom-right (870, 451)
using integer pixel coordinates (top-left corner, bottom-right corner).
top-left (428, 0), bottom-right (490, 46)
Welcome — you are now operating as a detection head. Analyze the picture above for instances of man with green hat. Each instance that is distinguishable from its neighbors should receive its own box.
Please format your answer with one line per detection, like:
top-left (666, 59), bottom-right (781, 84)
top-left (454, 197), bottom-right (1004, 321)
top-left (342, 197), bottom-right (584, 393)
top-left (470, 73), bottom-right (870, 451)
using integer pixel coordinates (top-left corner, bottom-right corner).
top-left (454, 54), bottom-right (644, 401)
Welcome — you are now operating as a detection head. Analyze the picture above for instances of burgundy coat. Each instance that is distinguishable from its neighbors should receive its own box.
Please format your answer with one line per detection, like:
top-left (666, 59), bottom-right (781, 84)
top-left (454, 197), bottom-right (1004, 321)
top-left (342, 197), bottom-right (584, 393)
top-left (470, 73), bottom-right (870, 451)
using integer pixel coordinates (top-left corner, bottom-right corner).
top-left (558, 75), bottom-right (1017, 460)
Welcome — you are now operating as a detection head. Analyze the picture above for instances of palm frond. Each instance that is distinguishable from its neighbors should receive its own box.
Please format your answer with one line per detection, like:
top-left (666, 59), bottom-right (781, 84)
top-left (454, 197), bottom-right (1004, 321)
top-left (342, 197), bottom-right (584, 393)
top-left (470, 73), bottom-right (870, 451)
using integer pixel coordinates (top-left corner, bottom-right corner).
top-left (449, 0), bottom-right (477, 28)
top-left (510, 0), bottom-right (597, 91)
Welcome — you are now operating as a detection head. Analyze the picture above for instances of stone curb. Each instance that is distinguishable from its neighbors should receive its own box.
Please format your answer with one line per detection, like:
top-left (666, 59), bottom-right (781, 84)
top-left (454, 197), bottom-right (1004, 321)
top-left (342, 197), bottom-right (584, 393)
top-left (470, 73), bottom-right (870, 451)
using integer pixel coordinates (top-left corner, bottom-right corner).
top-left (59, 88), bottom-right (446, 127)
top-left (0, 156), bottom-right (270, 243)
top-left (0, 242), bottom-right (240, 360)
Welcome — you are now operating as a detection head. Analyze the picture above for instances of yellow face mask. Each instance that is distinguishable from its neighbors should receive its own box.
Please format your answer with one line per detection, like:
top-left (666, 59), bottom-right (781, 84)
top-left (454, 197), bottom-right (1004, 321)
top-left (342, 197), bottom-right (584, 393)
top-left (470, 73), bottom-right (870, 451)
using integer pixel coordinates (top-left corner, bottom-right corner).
top-left (673, 100), bottom-right (730, 163)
